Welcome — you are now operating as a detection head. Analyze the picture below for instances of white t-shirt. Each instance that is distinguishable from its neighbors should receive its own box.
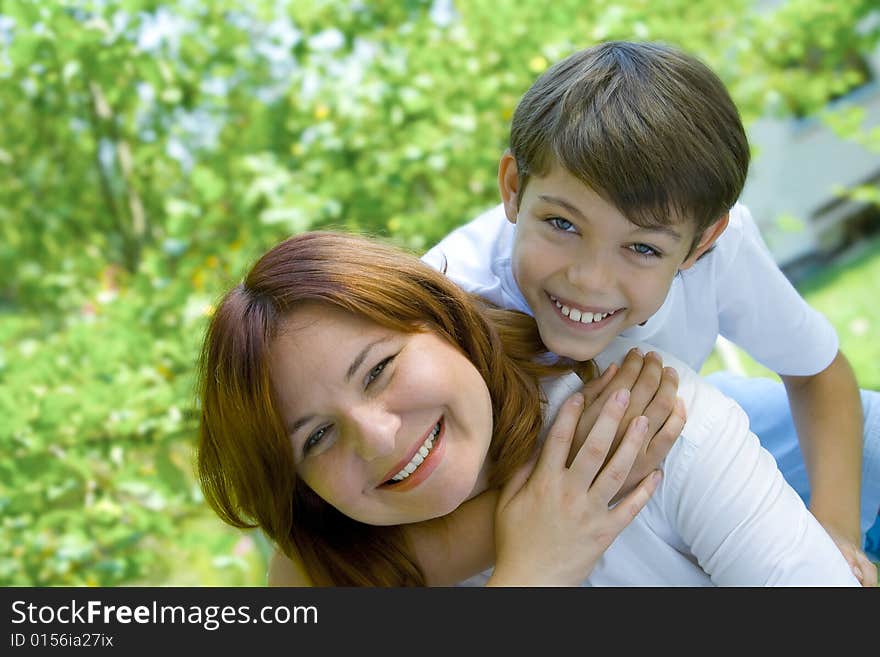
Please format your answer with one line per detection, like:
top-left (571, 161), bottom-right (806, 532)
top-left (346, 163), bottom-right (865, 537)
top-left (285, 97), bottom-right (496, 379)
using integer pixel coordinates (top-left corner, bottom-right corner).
top-left (460, 338), bottom-right (859, 586)
top-left (422, 202), bottom-right (839, 375)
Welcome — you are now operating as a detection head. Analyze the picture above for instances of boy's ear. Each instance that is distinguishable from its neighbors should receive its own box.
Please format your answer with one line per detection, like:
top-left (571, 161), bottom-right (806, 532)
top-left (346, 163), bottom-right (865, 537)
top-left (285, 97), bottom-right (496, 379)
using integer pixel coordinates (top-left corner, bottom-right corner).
top-left (498, 150), bottom-right (520, 224)
top-left (679, 213), bottom-right (730, 270)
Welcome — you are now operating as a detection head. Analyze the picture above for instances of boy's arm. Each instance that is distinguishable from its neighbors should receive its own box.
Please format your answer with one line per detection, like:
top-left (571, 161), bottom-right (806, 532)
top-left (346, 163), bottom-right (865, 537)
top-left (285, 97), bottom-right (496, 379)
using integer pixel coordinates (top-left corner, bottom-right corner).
top-left (667, 372), bottom-right (858, 586)
top-left (710, 206), bottom-right (874, 583)
top-left (781, 350), bottom-right (876, 585)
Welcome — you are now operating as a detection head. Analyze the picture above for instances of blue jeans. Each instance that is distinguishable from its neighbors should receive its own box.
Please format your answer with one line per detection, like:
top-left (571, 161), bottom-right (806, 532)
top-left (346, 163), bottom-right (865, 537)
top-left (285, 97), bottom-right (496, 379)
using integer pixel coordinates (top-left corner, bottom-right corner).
top-left (706, 371), bottom-right (880, 559)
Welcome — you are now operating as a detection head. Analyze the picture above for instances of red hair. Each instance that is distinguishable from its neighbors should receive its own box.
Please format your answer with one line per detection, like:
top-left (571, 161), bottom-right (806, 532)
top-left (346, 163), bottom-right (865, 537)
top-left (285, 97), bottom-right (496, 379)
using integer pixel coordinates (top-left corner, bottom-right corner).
top-left (197, 231), bottom-right (583, 585)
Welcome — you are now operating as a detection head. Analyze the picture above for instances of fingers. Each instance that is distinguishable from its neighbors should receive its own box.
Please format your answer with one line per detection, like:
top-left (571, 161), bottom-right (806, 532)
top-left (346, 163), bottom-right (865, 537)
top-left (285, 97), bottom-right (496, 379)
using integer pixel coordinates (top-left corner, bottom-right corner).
top-left (625, 351), bottom-right (664, 428)
top-left (569, 389), bottom-right (631, 482)
top-left (570, 365), bottom-right (621, 466)
top-left (587, 349), bottom-right (647, 412)
top-left (640, 364), bottom-right (679, 437)
top-left (852, 551), bottom-right (878, 587)
top-left (602, 349), bottom-right (648, 409)
top-left (831, 536), bottom-right (878, 587)
top-left (600, 350), bottom-right (672, 452)
top-left (645, 396), bottom-right (687, 462)
top-left (534, 392), bottom-right (585, 475)
top-left (570, 350), bottom-right (646, 464)
top-left (587, 413), bottom-right (650, 503)
top-left (615, 347), bottom-right (649, 388)
top-left (606, 469), bottom-right (663, 531)
top-left (579, 362), bottom-right (617, 408)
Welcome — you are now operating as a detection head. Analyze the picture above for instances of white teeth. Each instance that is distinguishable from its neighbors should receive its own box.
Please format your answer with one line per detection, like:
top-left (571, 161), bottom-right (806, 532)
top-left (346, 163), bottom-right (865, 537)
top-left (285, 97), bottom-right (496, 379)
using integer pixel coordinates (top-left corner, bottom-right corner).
top-left (552, 297), bottom-right (613, 324)
top-left (390, 422), bottom-right (440, 482)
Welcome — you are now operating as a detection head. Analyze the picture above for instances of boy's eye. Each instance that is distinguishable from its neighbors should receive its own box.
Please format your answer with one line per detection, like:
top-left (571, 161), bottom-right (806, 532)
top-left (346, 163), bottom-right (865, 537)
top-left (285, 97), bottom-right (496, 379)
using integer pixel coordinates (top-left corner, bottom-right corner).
top-left (628, 243), bottom-right (661, 258)
top-left (366, 356), bottom-right (394, 386)
top-left (547, 217), bottom-right (576, 233)
top-left (304, 425), bottom-right (331, 454)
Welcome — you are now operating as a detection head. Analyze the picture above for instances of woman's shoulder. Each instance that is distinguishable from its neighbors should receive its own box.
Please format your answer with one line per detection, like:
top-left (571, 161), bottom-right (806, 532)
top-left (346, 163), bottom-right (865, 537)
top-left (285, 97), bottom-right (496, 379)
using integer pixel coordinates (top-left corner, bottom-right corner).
top-left (267, 546), bottom-right (314, 586)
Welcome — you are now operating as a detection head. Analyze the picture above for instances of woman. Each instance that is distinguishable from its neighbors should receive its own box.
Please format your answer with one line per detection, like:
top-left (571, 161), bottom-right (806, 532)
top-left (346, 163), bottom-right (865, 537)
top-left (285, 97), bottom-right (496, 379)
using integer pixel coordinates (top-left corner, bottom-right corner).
top-left (197, 231), bottom-right (859, 586)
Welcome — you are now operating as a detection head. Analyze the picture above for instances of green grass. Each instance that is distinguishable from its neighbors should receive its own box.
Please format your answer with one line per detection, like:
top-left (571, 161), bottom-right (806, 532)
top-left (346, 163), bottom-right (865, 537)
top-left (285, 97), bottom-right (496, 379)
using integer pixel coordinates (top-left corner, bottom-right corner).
top-left (136, 511), bottom-right (270, 586)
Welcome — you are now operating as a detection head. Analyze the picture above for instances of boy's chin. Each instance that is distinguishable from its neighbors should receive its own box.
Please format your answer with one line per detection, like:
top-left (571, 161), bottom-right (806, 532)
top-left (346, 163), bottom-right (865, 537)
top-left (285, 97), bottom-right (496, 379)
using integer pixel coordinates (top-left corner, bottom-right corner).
top-left (538, 327), bottom-right (613, 362)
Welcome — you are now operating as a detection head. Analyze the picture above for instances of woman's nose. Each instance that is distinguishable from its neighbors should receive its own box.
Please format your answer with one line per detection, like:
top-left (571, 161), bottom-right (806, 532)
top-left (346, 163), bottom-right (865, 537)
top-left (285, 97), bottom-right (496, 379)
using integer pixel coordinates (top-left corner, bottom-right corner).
top-left (348, 404), bottom-right (401, 461)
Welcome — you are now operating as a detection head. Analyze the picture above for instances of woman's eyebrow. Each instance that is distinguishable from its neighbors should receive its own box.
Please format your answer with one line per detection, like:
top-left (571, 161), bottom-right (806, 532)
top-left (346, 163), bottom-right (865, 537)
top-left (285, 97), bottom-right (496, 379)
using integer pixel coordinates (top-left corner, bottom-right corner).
top-left (286, 336), bottom-right (395, 436)
top-left (288, 415), bottom-right (313, 436)
top-left (345, 337), bottom-right (392, 382)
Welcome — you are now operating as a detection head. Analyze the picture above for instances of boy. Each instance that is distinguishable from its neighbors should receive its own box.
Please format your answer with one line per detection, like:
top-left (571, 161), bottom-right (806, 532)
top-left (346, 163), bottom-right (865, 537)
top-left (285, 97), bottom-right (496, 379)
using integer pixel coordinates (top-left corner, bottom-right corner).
top-left (423, 41), bottom-right (879, 583)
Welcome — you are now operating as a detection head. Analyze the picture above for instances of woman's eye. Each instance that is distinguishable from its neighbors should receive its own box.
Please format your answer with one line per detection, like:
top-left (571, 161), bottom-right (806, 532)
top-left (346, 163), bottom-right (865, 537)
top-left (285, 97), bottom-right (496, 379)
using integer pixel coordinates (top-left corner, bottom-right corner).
top-left (548, 217), bottom-right (576, 233)
top-left (629, 243), bottom-right (661, 258)
top-left (304, 425), bottom-right (330, 454)
top-left (366, 356), bottom-right (394, 386)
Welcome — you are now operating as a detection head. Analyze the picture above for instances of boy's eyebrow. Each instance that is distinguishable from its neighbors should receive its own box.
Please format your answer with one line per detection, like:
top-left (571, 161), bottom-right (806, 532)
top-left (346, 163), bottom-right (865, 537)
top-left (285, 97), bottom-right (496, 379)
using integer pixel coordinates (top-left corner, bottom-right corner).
top-left (539, 194), bottom-right (683, 241)
top-left (634, 223), bottom-right (683, 241)
top-left (539, 195), bottom-right (586, 220)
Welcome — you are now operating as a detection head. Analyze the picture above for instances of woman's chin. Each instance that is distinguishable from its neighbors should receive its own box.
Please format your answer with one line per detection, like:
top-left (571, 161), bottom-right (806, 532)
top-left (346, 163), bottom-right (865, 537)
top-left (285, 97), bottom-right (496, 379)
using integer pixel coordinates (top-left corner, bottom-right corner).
top-left (401, 484), bottom-right (478, 525)
top-left (406, 486), bottom-right (475, 524)
top-left (431, 492), bottom-right (472, 519)
top-left (344, 461), bottom-right (484, 526)
top-left (347, 489), bottom-right (475, 527)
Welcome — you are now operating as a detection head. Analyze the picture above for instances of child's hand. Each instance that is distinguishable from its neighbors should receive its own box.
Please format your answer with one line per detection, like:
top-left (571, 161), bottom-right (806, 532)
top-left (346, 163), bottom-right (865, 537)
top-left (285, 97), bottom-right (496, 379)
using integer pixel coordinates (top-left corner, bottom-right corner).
top-left (575, 348), bottom-right (686, 504)
top-left (822, 525), bottom-right (878, 587)
top-left (488, 389), bottom-right (662, 586)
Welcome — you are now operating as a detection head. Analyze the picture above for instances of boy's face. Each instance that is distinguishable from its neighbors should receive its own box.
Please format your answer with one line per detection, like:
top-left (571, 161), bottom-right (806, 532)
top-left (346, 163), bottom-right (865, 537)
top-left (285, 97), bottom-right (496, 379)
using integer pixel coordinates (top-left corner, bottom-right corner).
top-left (500, 155), bottom-right (725, 362)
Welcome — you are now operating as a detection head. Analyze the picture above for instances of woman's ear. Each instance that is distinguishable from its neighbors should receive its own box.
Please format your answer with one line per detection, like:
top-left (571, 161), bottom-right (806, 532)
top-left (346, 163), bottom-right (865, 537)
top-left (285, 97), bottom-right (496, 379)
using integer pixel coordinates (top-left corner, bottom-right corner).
top-left (498, 150), bottom-right (520, 224)
top-left (679, 213), bottom-right (730, 270)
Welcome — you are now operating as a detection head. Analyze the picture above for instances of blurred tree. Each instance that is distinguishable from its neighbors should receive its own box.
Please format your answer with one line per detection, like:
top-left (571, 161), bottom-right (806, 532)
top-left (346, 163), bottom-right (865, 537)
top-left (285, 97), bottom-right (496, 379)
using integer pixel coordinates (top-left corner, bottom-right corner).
top-left (1, 0), bottom-right (878, 585)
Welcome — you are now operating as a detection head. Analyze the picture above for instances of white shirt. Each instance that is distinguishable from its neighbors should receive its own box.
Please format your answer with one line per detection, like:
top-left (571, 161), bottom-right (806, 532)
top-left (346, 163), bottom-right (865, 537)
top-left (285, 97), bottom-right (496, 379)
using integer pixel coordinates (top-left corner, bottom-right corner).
top-left (422, 202), bottom-right (839, 375)
top-left (460, 338), bottom-right (859, 586)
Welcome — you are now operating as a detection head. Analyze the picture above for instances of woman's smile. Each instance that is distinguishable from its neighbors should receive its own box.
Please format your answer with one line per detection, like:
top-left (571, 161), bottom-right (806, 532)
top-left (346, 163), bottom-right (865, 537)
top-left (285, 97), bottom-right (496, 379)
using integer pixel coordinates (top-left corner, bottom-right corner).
top-left (269, 302), bottom-right (494, 526)
top-left (379, 418), bottom-right (446, 491)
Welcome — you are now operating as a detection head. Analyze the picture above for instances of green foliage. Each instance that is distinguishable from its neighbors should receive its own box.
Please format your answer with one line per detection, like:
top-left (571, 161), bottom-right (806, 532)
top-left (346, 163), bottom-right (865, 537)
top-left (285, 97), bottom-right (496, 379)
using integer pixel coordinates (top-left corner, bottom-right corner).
top-left (2, 0), bottom-right (878, 585)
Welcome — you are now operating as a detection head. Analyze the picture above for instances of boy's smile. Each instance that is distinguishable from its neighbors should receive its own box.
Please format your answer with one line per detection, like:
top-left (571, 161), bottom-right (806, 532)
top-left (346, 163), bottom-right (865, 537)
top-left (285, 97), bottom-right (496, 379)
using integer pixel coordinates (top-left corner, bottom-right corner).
top-left (548, 292), bottom-right (624, 331)
top-left (500, 157), bottom-right (717, 362)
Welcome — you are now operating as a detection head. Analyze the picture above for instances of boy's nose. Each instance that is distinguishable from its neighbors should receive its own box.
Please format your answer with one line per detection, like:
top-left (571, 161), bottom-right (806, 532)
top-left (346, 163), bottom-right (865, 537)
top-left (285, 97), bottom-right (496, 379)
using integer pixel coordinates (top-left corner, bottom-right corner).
top-left (566, 255), bottom-right (612, 291)
top-left (348, 404), bottom-right (401, 461)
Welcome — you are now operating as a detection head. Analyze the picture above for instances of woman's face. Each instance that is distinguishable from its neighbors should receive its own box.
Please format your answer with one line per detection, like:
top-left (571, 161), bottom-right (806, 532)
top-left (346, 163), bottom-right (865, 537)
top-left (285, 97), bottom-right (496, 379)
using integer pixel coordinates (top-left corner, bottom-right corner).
top-left (269, 303), bottom-right (495, 526)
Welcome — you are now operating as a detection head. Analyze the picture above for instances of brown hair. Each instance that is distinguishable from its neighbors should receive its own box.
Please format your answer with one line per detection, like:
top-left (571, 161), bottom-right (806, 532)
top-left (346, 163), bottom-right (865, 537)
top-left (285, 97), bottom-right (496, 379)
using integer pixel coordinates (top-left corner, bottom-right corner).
top-left (510, 40), bottom-right (750, 245)
top-left (196, 231), bottom-right (580, 586)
